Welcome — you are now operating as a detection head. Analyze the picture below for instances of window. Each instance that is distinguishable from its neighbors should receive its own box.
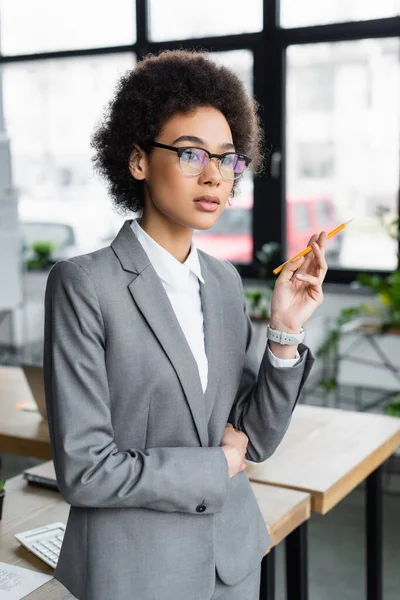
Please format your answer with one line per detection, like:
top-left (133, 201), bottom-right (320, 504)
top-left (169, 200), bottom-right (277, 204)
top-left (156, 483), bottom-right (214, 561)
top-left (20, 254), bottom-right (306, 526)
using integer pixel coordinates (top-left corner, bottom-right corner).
top-left (149, 0), bottom-right (262, 42)
top-left (1, 1), bottom-right (398, 284)
top-left (293, 204), bottom-right (311, 231)
top-left (316, 201), bottom-right (334, 226)
top-left (3, 54), bottom-right (134, 254)
top-left (281, 0), bottom-right (400, 28)
top-left (0, 0), bottom-right (136, 54)
top-left (295, 64), bottom-right (335, 112)
top-left (286, 38), bottom-right (400, 271)
top-left (298, 142), bottom-right (335, 178)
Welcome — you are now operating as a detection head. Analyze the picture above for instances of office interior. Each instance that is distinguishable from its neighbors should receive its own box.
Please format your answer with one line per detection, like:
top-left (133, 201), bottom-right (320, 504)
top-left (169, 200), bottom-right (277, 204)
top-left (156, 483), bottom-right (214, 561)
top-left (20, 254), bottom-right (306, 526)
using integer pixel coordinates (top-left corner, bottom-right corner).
top-left (0, 1), bottom-right (399, 599)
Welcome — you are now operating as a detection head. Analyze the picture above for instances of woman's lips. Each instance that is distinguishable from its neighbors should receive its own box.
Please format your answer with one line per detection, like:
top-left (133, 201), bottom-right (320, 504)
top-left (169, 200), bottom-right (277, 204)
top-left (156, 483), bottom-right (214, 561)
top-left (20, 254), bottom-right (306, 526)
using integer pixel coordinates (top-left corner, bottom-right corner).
top-left (194, 201), bottom-right (219, 212)
top-left (194, 195), bottom-right (220, 212)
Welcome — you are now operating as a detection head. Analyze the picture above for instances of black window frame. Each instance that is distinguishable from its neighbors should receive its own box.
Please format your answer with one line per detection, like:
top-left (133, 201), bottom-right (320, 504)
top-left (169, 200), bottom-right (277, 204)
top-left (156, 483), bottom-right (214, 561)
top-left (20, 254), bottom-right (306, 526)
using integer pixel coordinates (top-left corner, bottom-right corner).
top-left (1, 0), bottom-right (398, 284)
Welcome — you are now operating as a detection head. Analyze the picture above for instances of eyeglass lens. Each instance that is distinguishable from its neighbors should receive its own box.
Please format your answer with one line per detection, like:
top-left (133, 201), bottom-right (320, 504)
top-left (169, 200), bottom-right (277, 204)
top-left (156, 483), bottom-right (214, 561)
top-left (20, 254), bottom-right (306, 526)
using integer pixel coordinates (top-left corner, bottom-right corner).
top-left (179, 148), bottom-right (246, 180)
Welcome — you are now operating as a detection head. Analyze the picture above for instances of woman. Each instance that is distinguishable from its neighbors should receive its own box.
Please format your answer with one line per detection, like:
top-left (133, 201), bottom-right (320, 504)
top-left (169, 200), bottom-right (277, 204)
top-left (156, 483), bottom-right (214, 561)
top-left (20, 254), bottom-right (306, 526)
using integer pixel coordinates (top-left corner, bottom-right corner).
top-left (43, 49), bottom-right (327, 600)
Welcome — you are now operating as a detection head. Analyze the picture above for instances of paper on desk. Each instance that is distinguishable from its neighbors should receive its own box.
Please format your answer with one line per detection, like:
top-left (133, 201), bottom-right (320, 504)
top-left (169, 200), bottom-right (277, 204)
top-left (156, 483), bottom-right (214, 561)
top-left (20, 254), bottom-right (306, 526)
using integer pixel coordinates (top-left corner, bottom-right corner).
top-left (14, 401), bottom-right (38, 413)
top-left (0, 562), bottom-right (52, 599)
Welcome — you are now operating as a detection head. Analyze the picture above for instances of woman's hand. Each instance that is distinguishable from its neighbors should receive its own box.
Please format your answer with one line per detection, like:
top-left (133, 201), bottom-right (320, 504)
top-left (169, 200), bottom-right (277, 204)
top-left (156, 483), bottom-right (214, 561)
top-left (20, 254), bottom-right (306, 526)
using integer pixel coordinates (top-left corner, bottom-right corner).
top-left (220, 423), bottom-right (249, 478)
top-left (269, 231), bottom-right (328, 333)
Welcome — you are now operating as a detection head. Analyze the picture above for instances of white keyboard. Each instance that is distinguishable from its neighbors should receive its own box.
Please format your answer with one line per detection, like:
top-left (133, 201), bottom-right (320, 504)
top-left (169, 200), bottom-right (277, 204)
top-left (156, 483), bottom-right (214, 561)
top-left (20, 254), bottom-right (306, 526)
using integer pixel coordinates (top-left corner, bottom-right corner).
top-left (15, 522), bottom-right (66, 569)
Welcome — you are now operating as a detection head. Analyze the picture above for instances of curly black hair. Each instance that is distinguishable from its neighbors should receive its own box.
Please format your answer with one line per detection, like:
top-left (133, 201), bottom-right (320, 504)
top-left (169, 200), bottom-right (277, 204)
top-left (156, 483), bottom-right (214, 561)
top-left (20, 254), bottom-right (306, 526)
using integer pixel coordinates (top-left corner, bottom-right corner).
top-left (91, 48), bottom-right (266, 216)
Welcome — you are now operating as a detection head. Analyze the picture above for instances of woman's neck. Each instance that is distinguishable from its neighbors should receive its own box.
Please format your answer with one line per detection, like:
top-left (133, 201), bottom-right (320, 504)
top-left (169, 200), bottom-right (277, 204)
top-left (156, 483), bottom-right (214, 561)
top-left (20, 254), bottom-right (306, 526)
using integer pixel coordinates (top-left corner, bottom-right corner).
top-left (138, 213), bottom-right (193, 264)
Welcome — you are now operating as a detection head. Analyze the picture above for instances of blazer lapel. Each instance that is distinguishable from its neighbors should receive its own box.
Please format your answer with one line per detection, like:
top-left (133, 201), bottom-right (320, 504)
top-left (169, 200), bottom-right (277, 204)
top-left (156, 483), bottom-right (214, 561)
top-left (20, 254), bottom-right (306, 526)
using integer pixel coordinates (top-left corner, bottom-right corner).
top-left (111, 220), bottom-right (222, 447)
top-left (198, 254), bottom-right (224, 424)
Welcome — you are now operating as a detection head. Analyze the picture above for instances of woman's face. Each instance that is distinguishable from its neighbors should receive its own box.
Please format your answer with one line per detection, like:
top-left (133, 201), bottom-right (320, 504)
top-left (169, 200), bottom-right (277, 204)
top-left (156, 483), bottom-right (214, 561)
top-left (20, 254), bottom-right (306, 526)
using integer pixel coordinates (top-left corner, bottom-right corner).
top-left (130, 106), bottom-right (236, 232)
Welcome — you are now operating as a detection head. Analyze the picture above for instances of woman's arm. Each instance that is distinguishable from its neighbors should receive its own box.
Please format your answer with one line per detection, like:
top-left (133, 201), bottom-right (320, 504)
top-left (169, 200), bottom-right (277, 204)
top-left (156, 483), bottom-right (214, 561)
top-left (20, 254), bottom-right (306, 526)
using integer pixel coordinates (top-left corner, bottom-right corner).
top-left (44, 259), bottom-right (230, 513)
top-left (225, 262), bottom-right (315, 463)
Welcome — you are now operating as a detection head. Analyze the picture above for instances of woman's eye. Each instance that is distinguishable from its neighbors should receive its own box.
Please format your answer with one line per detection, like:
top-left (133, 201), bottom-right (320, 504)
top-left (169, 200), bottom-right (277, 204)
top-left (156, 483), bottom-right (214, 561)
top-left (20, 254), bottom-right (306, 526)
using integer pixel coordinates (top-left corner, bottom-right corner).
top-left (184, 150), bottom-right (201, 162)
top-left (222, 155), bottom-right (234, 166)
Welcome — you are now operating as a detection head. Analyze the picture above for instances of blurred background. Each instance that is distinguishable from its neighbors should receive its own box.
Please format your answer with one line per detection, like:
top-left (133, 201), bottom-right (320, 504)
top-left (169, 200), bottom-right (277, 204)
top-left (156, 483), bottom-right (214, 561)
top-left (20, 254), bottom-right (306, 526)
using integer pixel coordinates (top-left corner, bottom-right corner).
top-left (1, 0), bottom-right (400, 417)
top-left (1, 0), bottom-right (399, 271)
top-left (0, 2), bottom-right (400, 599)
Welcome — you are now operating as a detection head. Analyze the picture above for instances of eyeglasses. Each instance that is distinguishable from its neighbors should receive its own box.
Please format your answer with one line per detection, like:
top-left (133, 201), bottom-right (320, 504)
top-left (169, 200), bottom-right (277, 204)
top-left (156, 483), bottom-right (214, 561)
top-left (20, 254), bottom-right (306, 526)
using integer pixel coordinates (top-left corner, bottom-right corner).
top-left (150, 141), bottom-right (251, 181)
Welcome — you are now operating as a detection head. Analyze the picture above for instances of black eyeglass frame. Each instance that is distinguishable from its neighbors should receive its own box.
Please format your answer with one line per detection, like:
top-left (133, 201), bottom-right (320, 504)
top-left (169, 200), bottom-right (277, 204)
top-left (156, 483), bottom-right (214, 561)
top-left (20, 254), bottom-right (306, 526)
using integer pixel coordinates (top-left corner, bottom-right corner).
top-left (150, 141), bottom-right (252, 180)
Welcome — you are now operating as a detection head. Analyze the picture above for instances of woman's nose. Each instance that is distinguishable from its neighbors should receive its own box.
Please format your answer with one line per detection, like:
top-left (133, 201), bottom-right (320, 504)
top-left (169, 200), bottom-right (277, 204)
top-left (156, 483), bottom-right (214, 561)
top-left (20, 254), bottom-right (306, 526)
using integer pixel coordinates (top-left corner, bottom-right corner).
top-left (199, 157), bottom-right (222, 184)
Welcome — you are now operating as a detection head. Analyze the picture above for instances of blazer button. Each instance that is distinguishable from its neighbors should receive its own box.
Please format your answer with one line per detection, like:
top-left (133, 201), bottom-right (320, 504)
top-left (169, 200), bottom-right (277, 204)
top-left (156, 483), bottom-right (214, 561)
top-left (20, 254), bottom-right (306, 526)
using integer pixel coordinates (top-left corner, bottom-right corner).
top-left (196, 504), bottom-right (206, 513)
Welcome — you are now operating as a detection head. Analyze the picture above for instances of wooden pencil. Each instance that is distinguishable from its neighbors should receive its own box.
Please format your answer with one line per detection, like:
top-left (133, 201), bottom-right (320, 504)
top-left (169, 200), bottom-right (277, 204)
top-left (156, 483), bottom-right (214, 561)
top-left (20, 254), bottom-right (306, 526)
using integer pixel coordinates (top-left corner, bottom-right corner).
top-left (272, 218), bottom-right (354, 275)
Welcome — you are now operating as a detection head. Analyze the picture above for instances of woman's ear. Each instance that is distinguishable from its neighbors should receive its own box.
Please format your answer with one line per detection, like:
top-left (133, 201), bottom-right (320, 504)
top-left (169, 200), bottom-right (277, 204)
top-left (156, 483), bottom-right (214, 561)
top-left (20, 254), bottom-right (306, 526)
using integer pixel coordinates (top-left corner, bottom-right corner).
top-left (129, 145), bottom-right (147, 181)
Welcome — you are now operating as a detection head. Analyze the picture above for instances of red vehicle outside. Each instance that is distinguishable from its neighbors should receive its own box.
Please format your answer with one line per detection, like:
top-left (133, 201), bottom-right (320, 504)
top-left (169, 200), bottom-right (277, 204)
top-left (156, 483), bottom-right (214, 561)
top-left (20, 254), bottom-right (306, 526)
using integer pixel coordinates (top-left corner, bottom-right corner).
top-left (286, 195), bottom-right (342, 261)
top-left (193, 193), bottom-right (342, 263)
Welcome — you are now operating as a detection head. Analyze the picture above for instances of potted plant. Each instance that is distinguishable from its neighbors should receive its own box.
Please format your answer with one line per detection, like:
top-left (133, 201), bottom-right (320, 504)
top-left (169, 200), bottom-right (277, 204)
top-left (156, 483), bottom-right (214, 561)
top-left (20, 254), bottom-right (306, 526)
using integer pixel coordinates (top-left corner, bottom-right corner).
top-left (384, 395), bottom-right (400, 417)
top-left (357, 213), bottom-right (400, 333)
top-left (315, 304), bottom-right (380, 392)
top-left (0, 478), bottom-right (5, 520)
top-left (244, 288), bottom-right (273, 321)
top-left (255, 241), bottom-right (280, 280)
top-left (316, 214), bottom-right (400, 410)
top-left (23, 240), bottom-right (56, 299)
top-left (24, 240), bottom-right (55, 272)
top-left (357, 263), bottom-right (400, 333)
top-left (243, 241), bottom-right (280, 321)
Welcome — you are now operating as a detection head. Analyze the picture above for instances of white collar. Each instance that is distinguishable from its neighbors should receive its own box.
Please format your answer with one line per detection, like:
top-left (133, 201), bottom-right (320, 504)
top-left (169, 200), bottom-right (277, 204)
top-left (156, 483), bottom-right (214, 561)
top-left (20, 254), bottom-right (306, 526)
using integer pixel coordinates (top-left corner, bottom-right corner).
top-left (131, 218), bottom-right (205, 290)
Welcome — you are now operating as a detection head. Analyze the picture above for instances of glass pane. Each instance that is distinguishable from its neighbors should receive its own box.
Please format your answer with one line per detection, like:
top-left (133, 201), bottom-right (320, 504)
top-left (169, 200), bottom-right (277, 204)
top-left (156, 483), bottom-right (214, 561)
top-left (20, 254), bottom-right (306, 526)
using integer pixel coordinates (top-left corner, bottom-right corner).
top-left (192, 50), bottom-right (254, 264)
top-left (0, 0), bottom-right (136, 55)
top-left (149, 0), bottom-right (262, 42)
top-left (2, 54), bottom-right (134, 260)
top-left (281, 0), bottom-right (400, 28)
top-left (286, 39), bottom-right (400, 271)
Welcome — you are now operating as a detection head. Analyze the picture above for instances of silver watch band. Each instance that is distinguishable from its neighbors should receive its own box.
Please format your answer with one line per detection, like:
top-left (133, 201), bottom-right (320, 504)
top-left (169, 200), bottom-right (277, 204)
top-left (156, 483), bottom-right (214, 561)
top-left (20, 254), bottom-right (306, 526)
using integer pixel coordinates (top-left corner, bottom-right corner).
top-left (266, 325), bottom-right (305, 346)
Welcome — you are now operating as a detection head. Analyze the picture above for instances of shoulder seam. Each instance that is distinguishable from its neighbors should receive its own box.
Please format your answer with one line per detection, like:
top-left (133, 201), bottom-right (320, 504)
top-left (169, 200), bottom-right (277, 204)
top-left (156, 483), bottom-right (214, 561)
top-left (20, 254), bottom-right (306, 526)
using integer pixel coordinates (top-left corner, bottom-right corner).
top-left (64, 259), bottom-right (106, 333)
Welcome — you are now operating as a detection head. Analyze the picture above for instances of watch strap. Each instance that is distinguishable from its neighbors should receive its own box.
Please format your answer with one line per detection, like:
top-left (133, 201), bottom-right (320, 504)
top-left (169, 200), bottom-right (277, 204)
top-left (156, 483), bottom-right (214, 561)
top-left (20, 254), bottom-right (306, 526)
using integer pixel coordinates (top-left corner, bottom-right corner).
top-left (267, 325), bottom-right (305, 346)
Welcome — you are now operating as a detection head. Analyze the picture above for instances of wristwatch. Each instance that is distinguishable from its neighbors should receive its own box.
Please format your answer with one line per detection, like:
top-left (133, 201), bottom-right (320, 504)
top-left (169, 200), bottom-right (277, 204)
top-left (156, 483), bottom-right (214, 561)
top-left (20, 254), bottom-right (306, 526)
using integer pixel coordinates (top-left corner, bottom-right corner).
top-left (266, 325), bottom-right (305, 346)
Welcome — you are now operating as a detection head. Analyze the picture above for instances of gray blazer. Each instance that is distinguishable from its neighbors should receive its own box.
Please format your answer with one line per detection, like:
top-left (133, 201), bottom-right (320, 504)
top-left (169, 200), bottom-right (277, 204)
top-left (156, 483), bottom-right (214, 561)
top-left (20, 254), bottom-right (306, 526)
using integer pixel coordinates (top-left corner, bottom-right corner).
top-left (43, 219), bottom-right (315, 600)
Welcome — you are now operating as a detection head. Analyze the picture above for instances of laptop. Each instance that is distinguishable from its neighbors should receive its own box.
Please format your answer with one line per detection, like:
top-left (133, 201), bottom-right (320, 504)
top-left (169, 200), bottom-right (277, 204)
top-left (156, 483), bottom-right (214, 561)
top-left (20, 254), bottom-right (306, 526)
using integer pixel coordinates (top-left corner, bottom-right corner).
top-left (23, 460), bottom-right (59, 491)
top-left (21, 364), bottom-right (47, 420)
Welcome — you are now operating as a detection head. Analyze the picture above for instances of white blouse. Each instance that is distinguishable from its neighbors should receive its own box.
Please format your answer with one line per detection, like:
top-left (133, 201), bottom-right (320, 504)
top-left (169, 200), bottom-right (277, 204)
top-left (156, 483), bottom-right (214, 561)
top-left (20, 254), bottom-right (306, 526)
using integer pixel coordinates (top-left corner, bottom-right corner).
top-left (131, 218), bottom-right (299, 394)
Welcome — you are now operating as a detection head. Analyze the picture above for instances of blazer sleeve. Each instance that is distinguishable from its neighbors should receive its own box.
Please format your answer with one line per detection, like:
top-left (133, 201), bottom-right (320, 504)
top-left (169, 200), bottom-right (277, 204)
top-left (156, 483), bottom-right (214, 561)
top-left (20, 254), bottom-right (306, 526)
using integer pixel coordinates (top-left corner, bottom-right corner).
top-left (225, 261), bottom-right (316, 463)
top-left (43, 259), bottom-right (230, 513)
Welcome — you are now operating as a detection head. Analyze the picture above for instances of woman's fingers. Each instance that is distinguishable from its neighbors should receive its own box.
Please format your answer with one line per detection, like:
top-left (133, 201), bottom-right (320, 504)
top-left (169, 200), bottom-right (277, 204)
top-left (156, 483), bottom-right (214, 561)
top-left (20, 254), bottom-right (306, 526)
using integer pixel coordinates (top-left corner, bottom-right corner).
top-left (295, 233), bottom-right (319, 269)
top-left (296, 231), bottom-right (328, 280)
top-left (295, 271), bottom-right (324, 302)
top-left (311, 239), bottom-right (328, 281)
top-left (295, 272), bottom-right (321, 286)
top-left (277, 255), bottom-right (305, 283)
top-left (279, 231), bottom-right (328, 284)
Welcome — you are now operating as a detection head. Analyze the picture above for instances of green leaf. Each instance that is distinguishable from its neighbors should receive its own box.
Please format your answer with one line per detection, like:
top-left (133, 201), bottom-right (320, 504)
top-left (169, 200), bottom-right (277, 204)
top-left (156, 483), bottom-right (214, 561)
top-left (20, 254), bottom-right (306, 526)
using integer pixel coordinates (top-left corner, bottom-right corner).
top-left (384, 395), bottom-right (400, 417)
top-left (318, 378), bottom-right (337, 391)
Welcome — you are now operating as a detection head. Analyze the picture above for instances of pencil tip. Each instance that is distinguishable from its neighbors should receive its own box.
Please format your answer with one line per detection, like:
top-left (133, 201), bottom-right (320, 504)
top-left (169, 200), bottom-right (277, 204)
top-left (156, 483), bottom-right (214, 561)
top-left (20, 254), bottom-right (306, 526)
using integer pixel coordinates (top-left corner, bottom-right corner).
top-left (345, 218), bottom-right (354, 225)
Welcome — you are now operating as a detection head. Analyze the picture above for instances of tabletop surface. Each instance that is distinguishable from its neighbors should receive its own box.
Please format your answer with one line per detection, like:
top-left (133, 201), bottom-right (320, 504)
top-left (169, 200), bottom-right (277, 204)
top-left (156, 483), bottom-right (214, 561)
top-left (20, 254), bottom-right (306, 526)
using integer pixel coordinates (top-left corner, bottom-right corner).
top-left (0, 473), bottom-right (71, 598)
top-left (251, 481), bottom-right (310, 549)
top-left (0, 365), bottom-right (51, 458)
top-left (246, 403), bottom-right (400, 514)
top-left (0, 466), bottom-right (311, 598)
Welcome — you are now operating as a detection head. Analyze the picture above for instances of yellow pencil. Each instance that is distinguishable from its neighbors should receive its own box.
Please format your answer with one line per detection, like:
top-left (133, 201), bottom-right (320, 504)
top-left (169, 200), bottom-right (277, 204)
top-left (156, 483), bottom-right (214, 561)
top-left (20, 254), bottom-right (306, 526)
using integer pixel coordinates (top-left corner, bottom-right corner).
top-left (272, 218), bottom-right (354, 275)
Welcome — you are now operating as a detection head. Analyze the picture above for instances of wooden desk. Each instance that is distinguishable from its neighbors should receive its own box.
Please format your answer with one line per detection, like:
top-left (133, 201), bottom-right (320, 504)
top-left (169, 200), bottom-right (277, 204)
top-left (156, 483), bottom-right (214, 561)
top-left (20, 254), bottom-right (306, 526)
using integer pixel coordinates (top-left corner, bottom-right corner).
top-left (0, 366), bottom-right (51, 459)
top-left (253, 482), bottom-right (311, 599)
top-left (252, 483), bottom-right (310, 550)
top-left (246, 404), bottom-right (400, 600)
top-left (0, 472), bottom-right (72, 599)
top-left (0, 465), bottom-right (311, 600)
